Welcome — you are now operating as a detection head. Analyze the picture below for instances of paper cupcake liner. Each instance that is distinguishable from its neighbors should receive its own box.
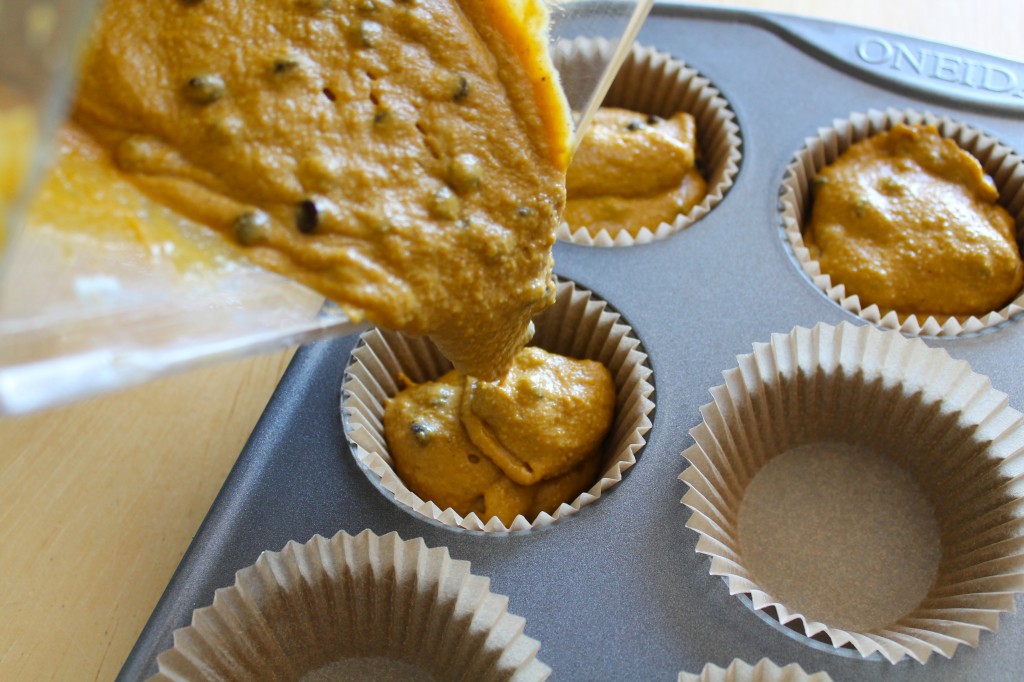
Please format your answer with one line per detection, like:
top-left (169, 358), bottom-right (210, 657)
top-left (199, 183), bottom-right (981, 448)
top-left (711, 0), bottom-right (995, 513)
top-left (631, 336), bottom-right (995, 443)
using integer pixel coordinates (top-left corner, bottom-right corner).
top-left (678, 658), bottom-right (833, 682)
top-left (152, 529), bottom-right (549, 681)
top-left (341, 277), bottom-right (655, 532)
top-left (780, 107), bottom-right (1024, 336)
top-left (679, 322), bottom-right (1024, 664)
top-left (552, 38), bottom-right (741, 246)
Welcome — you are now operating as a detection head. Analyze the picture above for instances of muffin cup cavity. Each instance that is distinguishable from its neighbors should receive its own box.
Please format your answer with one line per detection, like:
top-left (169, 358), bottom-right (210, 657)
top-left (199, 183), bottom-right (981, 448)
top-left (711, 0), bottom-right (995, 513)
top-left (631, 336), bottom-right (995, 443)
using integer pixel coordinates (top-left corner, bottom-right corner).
top-left (678, 658), bottom-right (833, 682)
top-left (780, 107), bottom-right (1024, 336)
top-left (152, 530), bottom-right (550, 681)
top-left (552, 38), bottom-right (741, 247)
top-left (679, 322), bottom-right (1024, 664)
top-left (342, 278), bottom-right (654, 532)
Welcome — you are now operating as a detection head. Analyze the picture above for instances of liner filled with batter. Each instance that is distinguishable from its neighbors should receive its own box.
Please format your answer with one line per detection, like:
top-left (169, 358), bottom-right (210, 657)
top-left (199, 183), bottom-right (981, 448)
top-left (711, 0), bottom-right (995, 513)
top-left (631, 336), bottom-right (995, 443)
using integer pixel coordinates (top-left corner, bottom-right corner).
top-left (552, 39), bottom-right (741, 247)
top-left (780, 108), bottom-right (1024, 336)
top-left (342, 278), bottom-right (655, 532)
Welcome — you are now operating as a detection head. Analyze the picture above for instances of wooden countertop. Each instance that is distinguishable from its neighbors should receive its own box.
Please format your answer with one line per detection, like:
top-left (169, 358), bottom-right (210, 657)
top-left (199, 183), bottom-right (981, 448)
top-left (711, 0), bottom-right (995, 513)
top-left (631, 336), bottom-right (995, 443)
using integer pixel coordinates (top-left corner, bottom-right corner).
top-left (2, 2), bottom-right (1022, 679)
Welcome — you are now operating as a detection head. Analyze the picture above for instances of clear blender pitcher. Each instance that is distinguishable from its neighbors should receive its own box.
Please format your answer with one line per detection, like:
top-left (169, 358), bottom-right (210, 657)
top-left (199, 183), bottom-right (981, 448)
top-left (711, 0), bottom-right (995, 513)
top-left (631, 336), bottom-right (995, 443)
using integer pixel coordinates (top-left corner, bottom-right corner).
top-left (0, 0), bottom-right (652, 415)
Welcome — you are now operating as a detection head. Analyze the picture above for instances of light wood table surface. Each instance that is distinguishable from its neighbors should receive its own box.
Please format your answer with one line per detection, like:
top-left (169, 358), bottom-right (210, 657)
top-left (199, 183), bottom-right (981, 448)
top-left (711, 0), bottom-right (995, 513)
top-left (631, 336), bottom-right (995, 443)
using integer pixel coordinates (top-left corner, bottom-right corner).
top-left (2, 2), bottom-right (1022, 680)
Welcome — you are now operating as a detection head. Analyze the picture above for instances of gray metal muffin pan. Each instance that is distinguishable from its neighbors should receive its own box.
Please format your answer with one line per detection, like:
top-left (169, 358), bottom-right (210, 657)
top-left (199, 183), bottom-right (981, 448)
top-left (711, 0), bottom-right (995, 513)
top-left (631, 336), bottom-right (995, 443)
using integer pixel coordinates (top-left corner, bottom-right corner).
top-left (118, 3), bottom-right (1024, 680)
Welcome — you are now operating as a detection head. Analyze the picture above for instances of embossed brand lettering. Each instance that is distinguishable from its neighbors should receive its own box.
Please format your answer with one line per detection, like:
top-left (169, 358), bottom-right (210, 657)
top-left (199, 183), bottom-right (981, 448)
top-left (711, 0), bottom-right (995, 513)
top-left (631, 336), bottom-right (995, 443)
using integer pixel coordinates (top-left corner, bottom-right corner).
top-left (856, 37), bottom-right (1024, 99)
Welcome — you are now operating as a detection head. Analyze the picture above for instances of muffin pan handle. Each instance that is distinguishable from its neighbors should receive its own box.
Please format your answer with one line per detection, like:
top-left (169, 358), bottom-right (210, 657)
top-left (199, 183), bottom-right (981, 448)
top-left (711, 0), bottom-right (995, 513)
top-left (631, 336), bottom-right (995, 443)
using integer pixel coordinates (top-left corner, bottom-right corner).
top-left (758, 11), bottom-right (1024, 114)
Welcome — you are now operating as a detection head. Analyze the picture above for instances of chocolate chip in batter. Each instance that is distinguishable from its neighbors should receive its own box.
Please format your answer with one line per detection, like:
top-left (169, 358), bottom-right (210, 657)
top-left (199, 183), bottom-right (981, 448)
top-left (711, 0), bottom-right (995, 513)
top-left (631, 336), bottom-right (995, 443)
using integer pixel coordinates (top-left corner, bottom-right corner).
top-left (232, 211), bottom-right (271, 245)
top-left (184, 74), bottom-right (225, 104)
top-left (411, 422), bottom-right (432, 445)
top-left (452, 74), bottom-right (470, 101)
top-left (272, 55), bottom-right (301, 75)
top-left (296, 199), bottom-right (322, 234)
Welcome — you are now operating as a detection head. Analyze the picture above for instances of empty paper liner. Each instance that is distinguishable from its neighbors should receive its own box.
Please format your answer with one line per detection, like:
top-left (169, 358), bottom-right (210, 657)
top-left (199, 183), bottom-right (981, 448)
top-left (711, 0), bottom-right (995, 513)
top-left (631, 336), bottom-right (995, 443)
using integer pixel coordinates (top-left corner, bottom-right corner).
top-left (780, 108), bottom-right (1024, 336)
top-left (678, 658), bottom-right (833, 682)
top-left (151, 529), bottom-right (548, 681)
top-left (552, 38), bottom-right (741, 246)
top-left (679, 322), bottom-right (1024, 664)
top-left (341, 278), bottom-right (654, 532)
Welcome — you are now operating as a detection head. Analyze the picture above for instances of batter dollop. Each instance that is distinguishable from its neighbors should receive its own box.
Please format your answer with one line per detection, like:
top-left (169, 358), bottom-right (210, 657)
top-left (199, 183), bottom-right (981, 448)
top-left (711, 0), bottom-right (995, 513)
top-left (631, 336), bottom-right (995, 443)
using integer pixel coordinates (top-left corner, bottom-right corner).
top-left (805, 124), bottom-right (1023, 318)
top-left (565, 107), bottom-right (706, 237)
top-left (385, 347), bottom-right (615, 525)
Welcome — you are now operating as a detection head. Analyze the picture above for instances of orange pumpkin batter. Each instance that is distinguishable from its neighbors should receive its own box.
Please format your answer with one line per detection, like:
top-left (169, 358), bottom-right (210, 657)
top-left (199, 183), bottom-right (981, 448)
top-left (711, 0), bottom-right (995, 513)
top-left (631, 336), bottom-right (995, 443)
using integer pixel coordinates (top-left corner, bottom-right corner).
top-left (461, 346), bottom-right (615, 486)
top-left (805, 124), bottom-right (1023, 318)
top-left (565, 107), bottom-right (706, 237)
top-left (72, 0), bottom-right (572, 380)
top-left (385, 347), bottom-right (614, 525)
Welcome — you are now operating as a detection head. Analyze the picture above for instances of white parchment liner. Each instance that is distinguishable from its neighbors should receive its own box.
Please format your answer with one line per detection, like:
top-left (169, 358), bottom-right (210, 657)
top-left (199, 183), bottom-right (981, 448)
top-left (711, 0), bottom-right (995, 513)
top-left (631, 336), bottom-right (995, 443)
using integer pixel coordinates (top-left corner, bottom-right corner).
top-left (552, 38), bottom-right (741, 247)
top-left (151, 529), bottom-right (549, 681)
top-left (342, 278), bottom-right (654, 532)
top-left (679, 322), bottom-right (1024, 664)
top-left (780, 107), bottom-right (1024, 336)
top-left (678, 658), bottom-right (833, 682)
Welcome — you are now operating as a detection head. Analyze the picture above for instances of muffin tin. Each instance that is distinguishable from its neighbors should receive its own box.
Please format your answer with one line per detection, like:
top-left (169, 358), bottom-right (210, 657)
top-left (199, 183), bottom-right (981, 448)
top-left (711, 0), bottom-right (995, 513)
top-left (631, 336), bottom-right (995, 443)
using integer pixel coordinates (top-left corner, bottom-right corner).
top-left (118, 4), bottom-right (1024, 681)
